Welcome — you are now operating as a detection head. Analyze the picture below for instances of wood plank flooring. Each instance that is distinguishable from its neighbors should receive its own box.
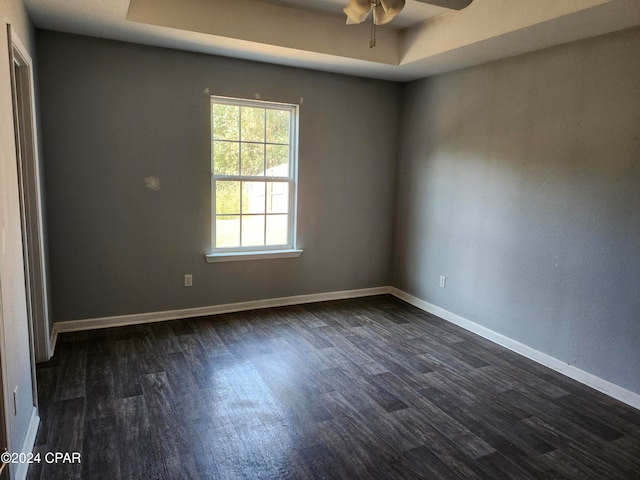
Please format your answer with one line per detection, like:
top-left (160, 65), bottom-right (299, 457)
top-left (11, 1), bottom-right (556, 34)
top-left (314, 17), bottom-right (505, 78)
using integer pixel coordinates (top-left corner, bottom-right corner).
top-left (28, 295), bottom-right (640, 479)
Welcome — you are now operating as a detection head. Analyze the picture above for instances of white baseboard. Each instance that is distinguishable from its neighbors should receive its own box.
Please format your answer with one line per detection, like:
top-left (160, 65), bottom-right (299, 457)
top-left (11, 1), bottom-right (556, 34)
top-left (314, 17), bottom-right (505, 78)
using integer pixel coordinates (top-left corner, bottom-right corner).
top-left (14, 407), bottom-right (39, 480)
top-left (389, 287), bottom-right (640, 411)
top-left (52, 286), bottom-right (391, 336)
top-left (49, 329), bottom-right (58, 360)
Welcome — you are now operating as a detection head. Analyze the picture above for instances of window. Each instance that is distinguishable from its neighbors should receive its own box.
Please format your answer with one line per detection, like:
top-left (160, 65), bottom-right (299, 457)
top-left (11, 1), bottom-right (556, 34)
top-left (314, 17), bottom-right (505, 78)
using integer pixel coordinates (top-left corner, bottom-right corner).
top-left (207, 96), bottom-right (300, 262)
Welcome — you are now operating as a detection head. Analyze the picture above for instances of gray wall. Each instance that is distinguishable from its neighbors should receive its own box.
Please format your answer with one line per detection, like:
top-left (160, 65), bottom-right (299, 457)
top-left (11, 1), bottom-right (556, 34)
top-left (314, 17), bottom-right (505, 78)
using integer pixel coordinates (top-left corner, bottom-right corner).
top-left (37, 31), bottom-right (400, 322)
top-left (394, 28), bottom-right (640, 394)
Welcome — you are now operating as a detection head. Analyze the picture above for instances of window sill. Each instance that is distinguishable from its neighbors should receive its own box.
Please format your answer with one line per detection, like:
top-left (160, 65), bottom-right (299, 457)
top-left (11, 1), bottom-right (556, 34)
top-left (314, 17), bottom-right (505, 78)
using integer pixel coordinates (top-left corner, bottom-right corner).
top-left (205, 249), bottom-right (303, 263)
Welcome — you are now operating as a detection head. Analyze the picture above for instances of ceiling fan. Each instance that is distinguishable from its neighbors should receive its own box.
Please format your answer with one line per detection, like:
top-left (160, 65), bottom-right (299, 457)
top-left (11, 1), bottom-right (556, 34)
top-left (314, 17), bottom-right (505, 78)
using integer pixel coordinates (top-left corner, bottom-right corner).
top-left (343, 0), bottom-right (474, 47)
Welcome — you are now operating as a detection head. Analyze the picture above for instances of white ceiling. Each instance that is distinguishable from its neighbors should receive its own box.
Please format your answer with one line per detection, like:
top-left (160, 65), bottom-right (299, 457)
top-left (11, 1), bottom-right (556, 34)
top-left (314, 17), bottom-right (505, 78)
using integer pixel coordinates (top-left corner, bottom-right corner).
top-left (25, 0), bottom-right (640, 81)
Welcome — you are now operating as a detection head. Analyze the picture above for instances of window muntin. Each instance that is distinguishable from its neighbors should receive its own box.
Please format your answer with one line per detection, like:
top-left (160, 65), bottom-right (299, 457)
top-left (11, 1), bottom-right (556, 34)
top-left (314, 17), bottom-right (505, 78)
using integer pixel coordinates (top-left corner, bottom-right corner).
top-left (211, 96), bottom-right (298, 253)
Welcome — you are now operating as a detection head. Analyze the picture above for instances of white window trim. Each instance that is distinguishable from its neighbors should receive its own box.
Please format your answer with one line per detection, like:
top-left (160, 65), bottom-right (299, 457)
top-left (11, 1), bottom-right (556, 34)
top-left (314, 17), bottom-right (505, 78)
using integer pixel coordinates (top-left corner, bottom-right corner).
top-left (207, 96), bottom-right (301, 260)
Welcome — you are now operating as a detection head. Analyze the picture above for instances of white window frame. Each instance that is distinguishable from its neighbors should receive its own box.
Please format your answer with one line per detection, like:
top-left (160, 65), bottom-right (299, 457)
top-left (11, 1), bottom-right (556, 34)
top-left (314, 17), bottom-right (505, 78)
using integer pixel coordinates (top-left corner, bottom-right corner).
top-left (206, 95), bottom-right (301, 263)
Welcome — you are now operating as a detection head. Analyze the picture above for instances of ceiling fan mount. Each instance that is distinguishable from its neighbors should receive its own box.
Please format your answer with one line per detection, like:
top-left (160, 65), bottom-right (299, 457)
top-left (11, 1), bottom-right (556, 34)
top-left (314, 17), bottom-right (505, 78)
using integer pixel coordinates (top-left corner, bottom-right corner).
top-left (343, 0), bottom-right (473, 47)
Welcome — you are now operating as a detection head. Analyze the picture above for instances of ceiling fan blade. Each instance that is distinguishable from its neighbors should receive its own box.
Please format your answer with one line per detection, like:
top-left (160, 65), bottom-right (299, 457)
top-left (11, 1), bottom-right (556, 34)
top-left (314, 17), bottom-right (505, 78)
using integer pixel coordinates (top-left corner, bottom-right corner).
top-left (413, 0), bottom-right (473, 10)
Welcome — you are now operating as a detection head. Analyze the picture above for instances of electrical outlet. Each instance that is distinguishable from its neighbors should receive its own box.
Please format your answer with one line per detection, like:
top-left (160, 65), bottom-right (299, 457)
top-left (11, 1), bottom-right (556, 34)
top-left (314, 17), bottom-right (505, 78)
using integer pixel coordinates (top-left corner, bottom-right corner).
top-left (439, 276), bottom-right (447, 288)
top-left (184, 274), bottom-right (193, 287)
top-left (13, 386), bottom-right (17, 415)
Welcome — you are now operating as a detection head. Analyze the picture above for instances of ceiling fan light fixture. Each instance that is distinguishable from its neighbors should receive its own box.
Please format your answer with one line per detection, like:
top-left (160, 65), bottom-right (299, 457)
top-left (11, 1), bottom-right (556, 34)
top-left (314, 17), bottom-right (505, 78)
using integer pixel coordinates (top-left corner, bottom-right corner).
top-left (373, 3), bottom-right (392, 25)
top-left (344, 0), bottom-right (472, 47)
top-left (380, 0), bottom-right (405, 18)
top-left (343, 0), bottom-right (372, 25)
top-left (344, 0), bottom-right (405, 25)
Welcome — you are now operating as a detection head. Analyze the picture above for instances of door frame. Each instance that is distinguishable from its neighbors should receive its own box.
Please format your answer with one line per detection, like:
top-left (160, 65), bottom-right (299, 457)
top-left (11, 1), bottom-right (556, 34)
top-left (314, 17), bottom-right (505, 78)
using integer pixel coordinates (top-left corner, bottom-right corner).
top-left (7, 25), bottom-right (51, 366)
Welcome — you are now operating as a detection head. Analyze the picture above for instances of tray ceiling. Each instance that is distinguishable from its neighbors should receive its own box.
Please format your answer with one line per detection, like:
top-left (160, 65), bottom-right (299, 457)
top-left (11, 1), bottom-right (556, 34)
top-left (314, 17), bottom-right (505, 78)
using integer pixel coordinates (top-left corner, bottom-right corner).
top-left (25, 0), bottom-right (640, 81)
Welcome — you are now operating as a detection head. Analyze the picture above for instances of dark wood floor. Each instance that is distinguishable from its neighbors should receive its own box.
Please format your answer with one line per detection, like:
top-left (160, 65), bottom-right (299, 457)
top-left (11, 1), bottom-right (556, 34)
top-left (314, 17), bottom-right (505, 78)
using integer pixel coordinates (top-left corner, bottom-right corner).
top-left (28, 295), bottom-right (640, 479)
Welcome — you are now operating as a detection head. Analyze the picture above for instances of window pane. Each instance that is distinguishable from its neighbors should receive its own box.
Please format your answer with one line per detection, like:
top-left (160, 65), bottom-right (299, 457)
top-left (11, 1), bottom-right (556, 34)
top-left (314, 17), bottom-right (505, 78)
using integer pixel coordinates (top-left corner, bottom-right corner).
top-left (267, 182), bottom-right (288, 214)
top-left (266, 215), bottom-right (288, 245)
top-left (242, 182), bottom-right (266, 214)
top-left (216, 215), bottom-right (240, 248)
top-left (241, 107), bottom-right (265, 142)
top-left (213, 141), bottom-right (239, 175)
top-left (241, 215), bottom-right (265, 247)
top-left (211, 98), bottom-right (296, 253)
top-left (266, 109), bottom-right (289, 144)
top-left (216, 181), bottom-right (240, 215)
top-left (266, 145), bottom-right (289, 175)
top-left (241, 143), bottom-right (265, 176)
top-left (213, 104), bottom-right (239, 140)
